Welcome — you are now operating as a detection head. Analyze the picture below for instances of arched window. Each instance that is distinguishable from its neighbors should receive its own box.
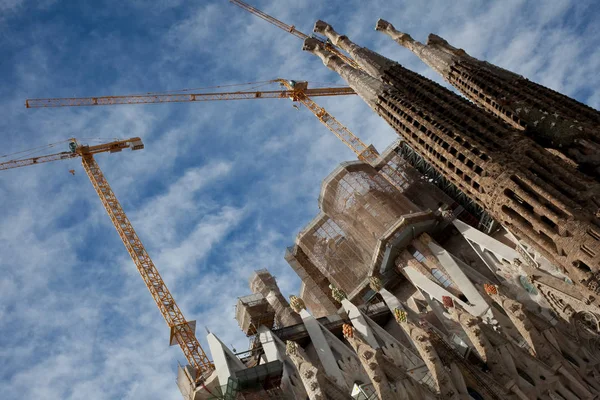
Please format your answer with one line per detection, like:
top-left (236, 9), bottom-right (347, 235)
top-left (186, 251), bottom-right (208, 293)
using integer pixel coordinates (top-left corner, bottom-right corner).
top-left (432, 268), bottom-right (452, 287)
top-left (562, 351), bottom-right (580, 367)
top-left (467, 387), bottom-right (485, 400)
top-left (516, 367), bottom-right (535, 386)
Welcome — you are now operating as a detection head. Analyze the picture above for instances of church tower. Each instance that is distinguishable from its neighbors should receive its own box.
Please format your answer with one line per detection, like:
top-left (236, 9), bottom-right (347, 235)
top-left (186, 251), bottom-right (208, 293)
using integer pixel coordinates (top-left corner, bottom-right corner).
top-left (376, 20), bottom-right (600, 178)
top-left (303, 23), bottom-right (600, 296)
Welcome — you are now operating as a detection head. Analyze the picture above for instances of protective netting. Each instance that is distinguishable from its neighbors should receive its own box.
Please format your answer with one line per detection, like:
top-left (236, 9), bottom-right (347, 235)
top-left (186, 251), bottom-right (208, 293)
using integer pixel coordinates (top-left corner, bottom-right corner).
top-left (249, 270), bottom-right (301, 328)
top-left (299, 283), bottom-right (333, 318)
top-left (319, 162), bottom-right (418, 253)
top-left (235, 293), bottom-right (276, 336)
top-left (382, 147), bottom-right (456, 212)
top-left (286, 246), bottom-right (338, 318)
top-left (297, 212), bottom-right (372, 295)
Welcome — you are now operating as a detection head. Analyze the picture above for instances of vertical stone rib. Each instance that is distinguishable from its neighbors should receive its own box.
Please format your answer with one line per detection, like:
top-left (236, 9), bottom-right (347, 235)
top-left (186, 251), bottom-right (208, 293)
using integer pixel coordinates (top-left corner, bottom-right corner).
top-left (342, 324), bottom-right (400, 400)
top-left (314, 20), bottom-right (397, 81)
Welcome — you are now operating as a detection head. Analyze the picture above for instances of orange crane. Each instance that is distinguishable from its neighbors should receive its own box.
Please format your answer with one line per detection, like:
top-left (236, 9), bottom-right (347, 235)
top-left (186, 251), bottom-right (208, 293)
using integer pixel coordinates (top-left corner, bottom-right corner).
top-left (228, 0), bottom-right (362, 71)
top-left (25, 81), bottom-right (354, 108)
top-left (0, 138), bottom-right (214, 383)
top-left (25, 79), bottom-right (409, 190)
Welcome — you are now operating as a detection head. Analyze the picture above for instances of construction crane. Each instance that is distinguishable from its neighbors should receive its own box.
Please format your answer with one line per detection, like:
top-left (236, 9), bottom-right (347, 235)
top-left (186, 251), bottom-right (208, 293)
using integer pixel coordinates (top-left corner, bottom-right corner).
top-left (229, 0), bottom-right (362, 71)
top-left (0, 138), bottom-right (214, 383)
top-left (25, 79), bottom-right (409, 191)
top-left (25, 82), bottom-right (354, 108)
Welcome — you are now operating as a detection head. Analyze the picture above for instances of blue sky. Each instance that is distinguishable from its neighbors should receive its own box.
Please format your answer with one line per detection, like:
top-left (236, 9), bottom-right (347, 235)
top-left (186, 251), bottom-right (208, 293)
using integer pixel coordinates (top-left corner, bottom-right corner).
top-left (0, 0), bottom-right (598, 398)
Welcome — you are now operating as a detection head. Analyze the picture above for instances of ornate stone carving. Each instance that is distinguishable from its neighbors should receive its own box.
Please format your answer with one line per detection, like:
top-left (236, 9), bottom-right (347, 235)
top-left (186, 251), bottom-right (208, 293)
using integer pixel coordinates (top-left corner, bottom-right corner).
top-left (515, 245), bottom-right (538, 269)
top-left (289, 295), bottom-right (306, 314)
top-left (369, 276), bottom-right (383, 293)
top-left (584, 272), bottom-right (600, 295)
top-left (285, 341), bottom-right (325, 399)
top-left (286, 340), bottom-right (352, 400)
top-left (393, 308), bottom-right (458, 398)
top-left (342, 324), bottom-right (399, 399)
top-left (330, 284), bottom-right (347, 303)
top-left (442, 296), bottom-right (513, 384)
top-left (489, 288), bottom-right (537, 355)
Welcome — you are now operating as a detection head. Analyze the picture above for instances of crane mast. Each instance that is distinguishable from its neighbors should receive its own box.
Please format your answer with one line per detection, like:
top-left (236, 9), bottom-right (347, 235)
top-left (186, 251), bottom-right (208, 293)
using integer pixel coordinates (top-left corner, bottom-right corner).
top-left (277, 79), bottom-right (410, 192)
top-left (0, 138), bottom-right (214, 382)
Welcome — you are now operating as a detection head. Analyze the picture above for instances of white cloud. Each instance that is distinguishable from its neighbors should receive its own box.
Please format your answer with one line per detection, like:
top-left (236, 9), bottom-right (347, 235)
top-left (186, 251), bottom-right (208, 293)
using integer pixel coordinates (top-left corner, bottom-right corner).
top-left (0, 0), bottom-right (598, 399)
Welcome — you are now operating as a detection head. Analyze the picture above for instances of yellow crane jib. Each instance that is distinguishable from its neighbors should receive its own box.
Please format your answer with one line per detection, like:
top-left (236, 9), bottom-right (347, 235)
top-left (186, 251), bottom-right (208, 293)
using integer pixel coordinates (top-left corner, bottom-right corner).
top-left (0, 137), bottom-right (214, 383)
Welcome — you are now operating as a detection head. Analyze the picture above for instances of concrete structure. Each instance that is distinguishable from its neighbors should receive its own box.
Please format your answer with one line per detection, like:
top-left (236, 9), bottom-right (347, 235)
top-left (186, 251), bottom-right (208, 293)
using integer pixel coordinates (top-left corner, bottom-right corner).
top-left (176, 159), bottom-right (600, 400)
top-left (173, 19), bottom-right (600, 400)
top-left (376, 20), bottom-right (600, 178)
top-left (303, 23), bottom-right (600, 296)
top-left (235, 293), bottom-right (276, 336)
top-left (249, 269), bottom-right (302, 329)
top-left (293, 159), bottom-right (444, 304)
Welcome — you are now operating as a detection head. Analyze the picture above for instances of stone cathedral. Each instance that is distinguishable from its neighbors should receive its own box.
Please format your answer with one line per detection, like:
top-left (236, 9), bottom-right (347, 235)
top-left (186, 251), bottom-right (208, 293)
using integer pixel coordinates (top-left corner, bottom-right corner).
top-left (177, 20), bottom-right (600, 400)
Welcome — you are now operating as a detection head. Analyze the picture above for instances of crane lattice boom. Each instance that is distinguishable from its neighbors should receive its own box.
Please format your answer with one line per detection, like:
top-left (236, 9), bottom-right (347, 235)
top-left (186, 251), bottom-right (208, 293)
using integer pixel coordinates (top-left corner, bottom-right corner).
top-left (26, 86), bottom-right (355, 108)
top-left (24, 83), bottom-right (410, 193)
top-left (0, 138), bottom-right (214, 382)
top-left (0, 151), bottom-right (77, 170)
top-left (229, 0), bottom-right (362, 70)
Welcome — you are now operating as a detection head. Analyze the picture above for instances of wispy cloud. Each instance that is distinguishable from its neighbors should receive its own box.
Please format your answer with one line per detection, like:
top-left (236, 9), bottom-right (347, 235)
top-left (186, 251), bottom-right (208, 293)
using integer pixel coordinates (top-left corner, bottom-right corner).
top-left (0, 0), bottom-right (598, 398)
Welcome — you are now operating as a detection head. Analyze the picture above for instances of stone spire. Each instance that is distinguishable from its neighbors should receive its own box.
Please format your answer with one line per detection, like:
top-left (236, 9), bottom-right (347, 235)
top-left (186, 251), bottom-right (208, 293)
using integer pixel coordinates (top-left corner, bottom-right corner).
top-left (303, 38), bottom-right (384, 108)
top-left (375, 19), bottom-right (460, 79)
top-left (376, 19), bottom-right (600, 177)
top-left (442, 296), bottom-right (510, 382)
top-left (313, 20), bottom-right (396, 80)
top-left (392, 308), bottom-right (459, 398)
top-left (484, 284), bottom-right (558, 362)
top-left (285, 340), bottom-right (352, 400)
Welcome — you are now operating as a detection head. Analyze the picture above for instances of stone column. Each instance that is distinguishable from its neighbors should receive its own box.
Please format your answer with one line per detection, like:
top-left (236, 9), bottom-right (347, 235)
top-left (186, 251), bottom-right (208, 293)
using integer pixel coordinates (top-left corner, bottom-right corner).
top-left (392, 308), bottom-right (460, 399)
top-left (342, 324), bottom-right (401, 399)
top-left (286, 341), bottom-right (352, 400)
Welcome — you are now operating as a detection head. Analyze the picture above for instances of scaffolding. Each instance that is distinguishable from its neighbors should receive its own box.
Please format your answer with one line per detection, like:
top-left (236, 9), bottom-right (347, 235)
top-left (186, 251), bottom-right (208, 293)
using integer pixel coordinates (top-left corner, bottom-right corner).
top-left (397, 142), bottom-right (497, 233)
top-left (297, 212), bottom-right (371, 296)
top-left (249, 270), bottom-right (301, 328)
top-left (235, 293), bottom-right (276, 336)
top-left (319, 161), bottom-right (419, 253)
top-left (285, 245), bottom-right (339, 318)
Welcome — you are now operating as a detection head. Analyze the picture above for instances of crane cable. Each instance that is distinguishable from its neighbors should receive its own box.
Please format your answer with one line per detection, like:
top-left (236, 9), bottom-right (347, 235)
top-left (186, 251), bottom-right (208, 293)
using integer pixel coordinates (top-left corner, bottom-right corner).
top-left (81, 80), bottom-right (349, 98)
top-left (0, 139), bottom-right (73, 161)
